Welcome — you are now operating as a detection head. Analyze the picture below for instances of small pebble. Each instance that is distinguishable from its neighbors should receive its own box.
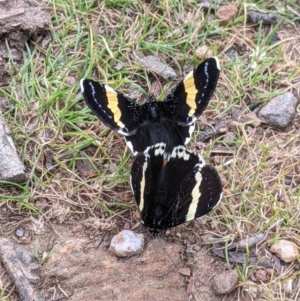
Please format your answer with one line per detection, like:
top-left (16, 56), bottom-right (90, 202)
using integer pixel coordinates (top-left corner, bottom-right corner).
top-left (212, 270), bottom-right (238, 295)
top-left (258, 92), bottom-right (298, 128)
top-left (15, 228), bottom-right (24, 237)
top-left (196, 45), bottom-right (212, 59)
top-left (270, 240), bottom-right (299, 263)
top-left (178, 268), bottom-right (191, 277)
top-left (66, 76), bottom-right (76, 85)
top-left (109, 230), bottom-right (144, 257)
top-left (194, 245), bottom-right (201, 251)
top-left (284, 177), bottom-right (292, 185)
top-left (113, 63), bottom-right (123, 71)
top-left (165, 229), bottom-right (171, 236)
top-left (216, 5), bottom-right (238, 25)
top-left (254, 269), bottom-right (269, 282)
top-left (226, 48), bottom-right (238, 61)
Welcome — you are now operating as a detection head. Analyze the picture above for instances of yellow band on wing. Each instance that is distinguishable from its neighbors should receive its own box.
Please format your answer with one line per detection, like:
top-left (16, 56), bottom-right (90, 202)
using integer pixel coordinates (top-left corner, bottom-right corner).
top-left (183, 70), bottom-right (197, 116)
top-left (185, 168), bottom-right (202, 221)
top-left (104, 85), bottom-right (125, 128)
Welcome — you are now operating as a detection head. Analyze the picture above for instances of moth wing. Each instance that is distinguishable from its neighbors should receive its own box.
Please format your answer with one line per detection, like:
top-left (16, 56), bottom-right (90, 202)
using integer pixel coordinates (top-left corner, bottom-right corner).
top-left (164, 146), bottom-right (205, 203)
top-left (191, 165), bottom-right (223, 219)
top-left (130, 143), bottom-right (166, 213)
top-left (80, 79), bottom-right (144, 136)
top-left (161, 146), bottom-right (204, 227)
top-left (166, 164), bottom-right (222, 228)
top-left (162, 57), bottom-right (220, 125)
top-left (124, 125), bottom-right (157, 155)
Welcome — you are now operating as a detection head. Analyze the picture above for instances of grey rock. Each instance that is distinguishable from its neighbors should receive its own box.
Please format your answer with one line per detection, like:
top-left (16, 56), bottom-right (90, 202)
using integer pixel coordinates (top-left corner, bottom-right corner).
top-left (226, 48), bottom-right (238, 62)
top-left (248, 11), bottom-right (279, 24)
top-left (212, 270), bottom-right (239, 295)
top-left (0, 113), bottom-right (27, 182)
top-left (135, 55), bottom-right (177, 80)
top-left (258, 92), bottom-right (298, 128)
top-left (110, 230), bottom-right (144, 257)
top-left (270, 240), bottom-right (299, 263)
top-left (0, 238), bottom-right (43, 301)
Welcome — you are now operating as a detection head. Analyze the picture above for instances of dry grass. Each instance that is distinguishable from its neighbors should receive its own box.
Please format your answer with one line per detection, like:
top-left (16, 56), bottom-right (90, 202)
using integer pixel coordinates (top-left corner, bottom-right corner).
top-left (0, 0), bottom-right (300, 300)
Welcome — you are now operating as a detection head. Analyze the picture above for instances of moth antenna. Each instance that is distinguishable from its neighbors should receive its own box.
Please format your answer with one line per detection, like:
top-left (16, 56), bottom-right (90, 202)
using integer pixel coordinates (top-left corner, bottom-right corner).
top-left (157, 236), bottom-right (178, 269)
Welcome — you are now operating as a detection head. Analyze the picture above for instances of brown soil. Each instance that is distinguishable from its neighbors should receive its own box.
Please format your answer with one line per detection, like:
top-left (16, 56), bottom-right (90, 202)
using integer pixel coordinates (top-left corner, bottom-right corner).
top-left (0, 0), bottom-right (50, 87)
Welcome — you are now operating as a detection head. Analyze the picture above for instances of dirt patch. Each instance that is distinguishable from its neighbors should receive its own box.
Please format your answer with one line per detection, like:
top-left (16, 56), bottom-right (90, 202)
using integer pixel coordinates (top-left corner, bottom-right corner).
top-left (42, 237), bottom-right (188, 301)
top-left (0, 0), bottom-right (51, 87)
top-left (1, 218), bottom-right (232, 301)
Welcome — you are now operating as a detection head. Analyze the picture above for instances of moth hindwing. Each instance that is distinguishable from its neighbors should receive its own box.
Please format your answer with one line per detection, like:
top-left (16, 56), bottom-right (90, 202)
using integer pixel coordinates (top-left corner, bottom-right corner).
top-left (130, 143), bottom-right (222, 235)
